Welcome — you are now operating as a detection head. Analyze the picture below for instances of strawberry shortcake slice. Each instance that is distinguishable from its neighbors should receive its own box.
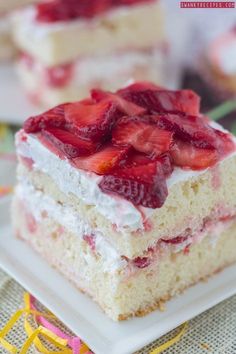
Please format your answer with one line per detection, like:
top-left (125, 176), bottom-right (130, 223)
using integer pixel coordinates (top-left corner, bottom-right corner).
top-left (12, 81), bottom-right (236, 321)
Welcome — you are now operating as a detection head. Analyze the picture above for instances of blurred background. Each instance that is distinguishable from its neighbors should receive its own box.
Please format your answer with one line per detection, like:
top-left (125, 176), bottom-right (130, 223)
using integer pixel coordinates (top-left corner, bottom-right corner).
top-left (0, 0), bottom-right (235, 191)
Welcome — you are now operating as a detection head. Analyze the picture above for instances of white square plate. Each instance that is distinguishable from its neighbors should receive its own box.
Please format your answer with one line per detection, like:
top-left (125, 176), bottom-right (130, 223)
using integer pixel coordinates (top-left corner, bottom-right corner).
top-left (1, 197), bottom-right (236, 354)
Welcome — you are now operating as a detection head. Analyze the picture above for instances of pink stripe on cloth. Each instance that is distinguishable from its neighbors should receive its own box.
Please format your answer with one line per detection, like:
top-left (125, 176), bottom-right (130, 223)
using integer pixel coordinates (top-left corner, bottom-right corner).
top-left (29, 295), bottom-right (92, 354)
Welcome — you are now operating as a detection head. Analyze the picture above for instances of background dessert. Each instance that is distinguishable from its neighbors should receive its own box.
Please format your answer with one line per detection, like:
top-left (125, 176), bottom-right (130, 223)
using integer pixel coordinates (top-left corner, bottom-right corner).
top-left (12, 0), bottom-right (168, 107)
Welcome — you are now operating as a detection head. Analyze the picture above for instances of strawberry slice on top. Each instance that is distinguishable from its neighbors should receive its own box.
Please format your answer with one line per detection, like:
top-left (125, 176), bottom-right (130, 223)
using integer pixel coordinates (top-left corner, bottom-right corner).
top-left (170, 140), bottom-right (219, 170)
top-left (65, 100), bottom-right (120, 141)
top-left (73, 144), bottom-right (129, 174)
top-left (39, 127), bottom-right (99, 158)
top-left (91, 89), bottom-right (146, 116)
top-left (112, 116), bottom-right (173, 156)
top-left (23, 103), bottom-right (68, 133)
top-left (99, 161), bottom-right (168, 208)
top-left (118, 84), bottom-right (200, 116)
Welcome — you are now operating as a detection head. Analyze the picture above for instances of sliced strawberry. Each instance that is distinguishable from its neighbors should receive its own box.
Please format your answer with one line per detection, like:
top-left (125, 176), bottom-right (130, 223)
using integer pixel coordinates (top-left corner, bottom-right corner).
top-left (91, 89), bottom-right (146, 116)
top-left (72, 144), bottom-right (129, 174)
top-left (132, 256), bottom-right (151, 269)
top-left (45, 63), bottom-right (74, 88)
top-left (125, 151), bottom-right (154, 167)
top-left (153, 114), bottom-right (218, 149)
top-left (170, 140), bottom-right (219, 170)
top-left (117, 81), bottom-right (163, 94)
top-left (119, 87), bottom-right (200, 116)
top-left (23, 103), bottom-right (68, 133)
top-left (112, 116), bottom-right (173, 156)
top-left (99, 161), bottom-right (168, 208)
top-left (40, 127), bottom-right (98, 158)
top-left (214, 129), bottom-right (236, 156)
top-left (157, 153), bottom-right (173, 177)
top-left (161, 236), bottom-right (188, 244)
top-left (36, 0), bottom-right (152, 23)
top-left (83, 234), bottom-right (96, 251)
top-left (65, 100), bottom-right (120, 141)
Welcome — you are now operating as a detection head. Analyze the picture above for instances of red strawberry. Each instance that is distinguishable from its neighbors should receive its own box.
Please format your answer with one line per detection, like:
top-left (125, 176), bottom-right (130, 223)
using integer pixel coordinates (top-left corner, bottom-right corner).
top-left (91, 89), bottom-right (146, 116)
top-left (214, 129), bottom-right (235, 156)
top-left (99, 161), bottom-right (168, 208)
top-left (125, 151), bottom-right (173, 177)
top-left (132, 257), bottom-right (151, 269)
top-left (161, 236), bottom-right (188, 244)
top-left (157, 153), bottom-right (173, 177)
top-left (45, 63), bottom-right (74, 88)
top-left (125, 151), bottom-right (154, 167)
top-left (65, 100), bottom-right (120, 141)
top-left (153, 114), bottom-right (217, 149)
top-left (23, 103), bottom-right (68, 133)
top-left (40, 128), bottom-right (98, 158)
top-left (117, 81), bottom-right (162, 94)
top-left (118, 86), bottom-right (200, 116)
top-left (72, 144), bottom-right (129, 174)
top-left (170, 140), bottom-right (219, 170)
top-left (36, 0), bottom-right (151, 23)
top-left (112, 116), bottom-right (173, 156)
top-left (83, 234), bottom-right (96, 251)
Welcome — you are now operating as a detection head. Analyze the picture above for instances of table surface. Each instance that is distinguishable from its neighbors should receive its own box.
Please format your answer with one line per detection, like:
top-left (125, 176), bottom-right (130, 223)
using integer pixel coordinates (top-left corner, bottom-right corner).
top-left (1, 268), bottom-right (236, 354)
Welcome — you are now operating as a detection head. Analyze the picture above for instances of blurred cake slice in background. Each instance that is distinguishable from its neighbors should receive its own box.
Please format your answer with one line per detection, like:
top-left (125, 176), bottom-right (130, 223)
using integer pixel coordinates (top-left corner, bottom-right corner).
top-left (0, 15), bottom-right (17, 61)
top-left (182, 26), bottom-right (236, 115)
top-left (11, 0), bottom-right (169, 107)
top-left (0, 0), bottom-right (38, 61)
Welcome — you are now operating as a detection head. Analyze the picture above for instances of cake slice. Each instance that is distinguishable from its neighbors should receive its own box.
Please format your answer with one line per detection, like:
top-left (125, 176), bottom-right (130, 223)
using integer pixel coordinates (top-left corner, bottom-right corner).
top-left (11, 0), bottom-right (168, 107)
top-left (12, 81), bottom-right (236, 321)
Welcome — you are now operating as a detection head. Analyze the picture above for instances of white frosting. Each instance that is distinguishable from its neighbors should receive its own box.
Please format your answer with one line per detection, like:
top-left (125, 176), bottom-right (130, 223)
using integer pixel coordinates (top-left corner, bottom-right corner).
top-left (16, 179), bottom-right (126, 272)
top-left (218, 39), bottom-right (236, 75)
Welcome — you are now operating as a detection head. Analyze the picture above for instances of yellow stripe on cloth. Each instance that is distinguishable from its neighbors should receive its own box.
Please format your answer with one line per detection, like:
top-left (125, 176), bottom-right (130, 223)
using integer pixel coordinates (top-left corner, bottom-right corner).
top-left (22, 322), bottom-right (71, 354)
top-left (149, 322), bottom-right (188, 354)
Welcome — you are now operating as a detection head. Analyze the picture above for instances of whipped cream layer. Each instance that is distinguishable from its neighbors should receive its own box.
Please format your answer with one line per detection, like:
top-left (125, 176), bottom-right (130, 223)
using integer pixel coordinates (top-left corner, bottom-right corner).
top-left (16, 179), bottom-right (126, 272)
top-left (16, 128), bottom-right (236, 232)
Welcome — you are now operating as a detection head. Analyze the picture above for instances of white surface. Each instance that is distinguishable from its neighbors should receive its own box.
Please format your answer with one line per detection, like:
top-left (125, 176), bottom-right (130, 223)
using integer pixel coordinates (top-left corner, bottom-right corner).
top-left (0, 64), bottom-right (41, 125)
top-left (1, 197), bottom-right (236, 354)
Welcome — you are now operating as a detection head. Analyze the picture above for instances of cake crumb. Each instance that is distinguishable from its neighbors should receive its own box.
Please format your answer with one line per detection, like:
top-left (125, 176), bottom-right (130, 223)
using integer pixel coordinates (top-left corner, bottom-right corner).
top-left (158, 300), bottom-right (166, 312)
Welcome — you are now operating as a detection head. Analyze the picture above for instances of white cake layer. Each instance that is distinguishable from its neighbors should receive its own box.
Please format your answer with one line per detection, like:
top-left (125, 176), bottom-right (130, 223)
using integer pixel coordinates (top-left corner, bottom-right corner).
top-left (0, 15), bottom-right (17, 60)
top-left (11, 1), bottom-right (164, 66)
top-left (0, 0), bottom-right (37, 14)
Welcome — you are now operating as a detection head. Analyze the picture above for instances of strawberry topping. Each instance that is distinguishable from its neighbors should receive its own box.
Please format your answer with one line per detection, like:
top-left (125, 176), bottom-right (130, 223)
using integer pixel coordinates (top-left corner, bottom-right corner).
top-left (91, 89), bottom-right (146, 116)
top-left (65, 100), bottom-right (120, 141)
top-left (23, 81), bottom-right (236, 209)
top-left (170, 140), bottom-right (219, 170)
top-left (99, 162), bottom-right (168, 208)
top-left (40, 127), bottom-right (99, 158)
top-left (118, 83), bottom-right (200, 116)
top-left (112, 116), bottom-right (173, 156)
top-left (72, 144), bottom-right (129, 174)
top-left (23, 104), bottom-right (68, 133)
top-left (36, 0), bottom-right (153, 23)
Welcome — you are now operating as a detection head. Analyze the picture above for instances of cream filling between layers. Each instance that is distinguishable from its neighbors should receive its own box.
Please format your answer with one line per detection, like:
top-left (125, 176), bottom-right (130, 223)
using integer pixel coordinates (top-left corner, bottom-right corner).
top-left (16, 128), bottom-right (236, 232)
top-left (16, 179), bottom-right (127, 272)
top-left (19, 48), bottom-right (164, 88)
